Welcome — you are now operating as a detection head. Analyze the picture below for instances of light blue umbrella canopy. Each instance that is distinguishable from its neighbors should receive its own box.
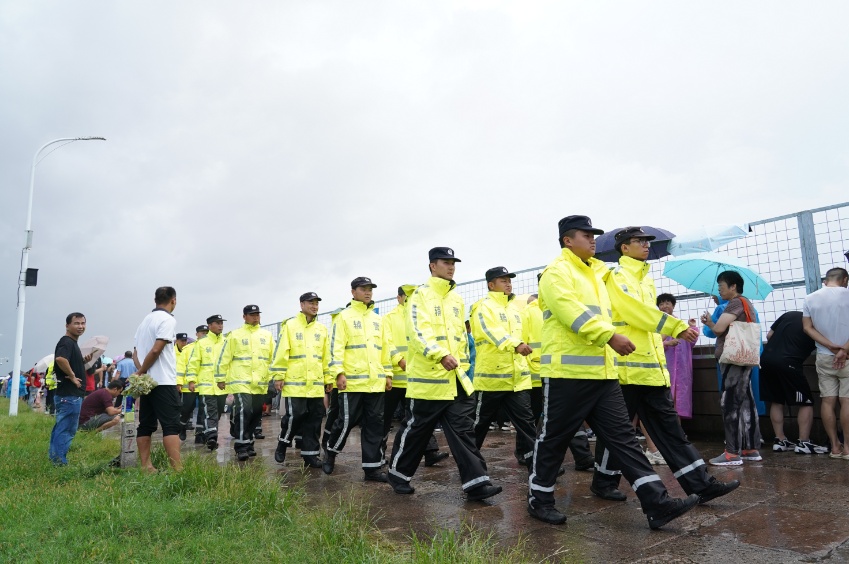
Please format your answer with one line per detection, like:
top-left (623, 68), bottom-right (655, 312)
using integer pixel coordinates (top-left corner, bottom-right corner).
top-left (667, 224), bottom-right (749, 256)
top-left (662, 252), bottom-right (774, 300)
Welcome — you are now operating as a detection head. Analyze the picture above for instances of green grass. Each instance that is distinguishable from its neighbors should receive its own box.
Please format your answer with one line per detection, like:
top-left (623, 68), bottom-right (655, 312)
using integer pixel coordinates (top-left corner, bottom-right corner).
top-left (0, 399), bottom-right (529, 563)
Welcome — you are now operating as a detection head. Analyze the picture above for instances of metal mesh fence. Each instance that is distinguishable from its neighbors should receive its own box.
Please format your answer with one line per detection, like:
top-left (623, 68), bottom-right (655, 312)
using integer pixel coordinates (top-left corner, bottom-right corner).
top-left (263, 202), bottom-right (849, 346)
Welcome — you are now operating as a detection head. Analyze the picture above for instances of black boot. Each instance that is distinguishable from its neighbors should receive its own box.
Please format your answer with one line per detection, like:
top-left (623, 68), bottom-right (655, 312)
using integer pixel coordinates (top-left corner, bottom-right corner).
top-left (424, 451), bottom-right (449, 467)
top-left (274, 442), bottom-right (287, 464)
top-left (302, 455), bottom-right (322, 468)
top-left (646, 494), bottom-right (700, 530)
top-left (364, 470), bottom-right (388, 483)
top-left (322, 452), bottom-right (336, 475)
top-left (466, 483), bottom-right (503, 501)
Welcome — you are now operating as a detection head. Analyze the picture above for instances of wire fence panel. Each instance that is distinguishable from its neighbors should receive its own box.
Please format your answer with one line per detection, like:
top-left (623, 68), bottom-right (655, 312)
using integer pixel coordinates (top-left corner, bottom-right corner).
top-left (264, 203), bottom-right (849, 347)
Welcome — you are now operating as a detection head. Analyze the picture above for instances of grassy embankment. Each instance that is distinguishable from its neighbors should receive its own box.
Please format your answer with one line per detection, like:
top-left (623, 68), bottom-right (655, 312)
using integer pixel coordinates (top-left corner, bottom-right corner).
top-left (0, 399), bottom-right (528, 563)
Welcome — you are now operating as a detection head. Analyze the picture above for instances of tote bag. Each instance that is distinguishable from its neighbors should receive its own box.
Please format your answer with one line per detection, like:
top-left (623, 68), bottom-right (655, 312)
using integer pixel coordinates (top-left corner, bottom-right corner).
top-left (718, 297), bottom-right (761, 367)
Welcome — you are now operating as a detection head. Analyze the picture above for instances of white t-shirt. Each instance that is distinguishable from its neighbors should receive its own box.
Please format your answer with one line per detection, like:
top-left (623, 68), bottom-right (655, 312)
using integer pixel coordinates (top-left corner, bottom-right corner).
top-left (802, 286), bottom-right (849, 356)
top-left (134, 309), bottom-right (178, 385)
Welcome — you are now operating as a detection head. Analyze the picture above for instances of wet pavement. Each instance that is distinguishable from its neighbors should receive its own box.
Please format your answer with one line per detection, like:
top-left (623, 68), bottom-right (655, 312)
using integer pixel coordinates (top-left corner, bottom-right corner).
top-left (169, 413), bottom-right (849, 562)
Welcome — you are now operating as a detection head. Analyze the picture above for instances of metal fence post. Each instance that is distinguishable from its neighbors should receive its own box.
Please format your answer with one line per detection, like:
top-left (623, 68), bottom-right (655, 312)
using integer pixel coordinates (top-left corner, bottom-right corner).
top-left (797, 211), bottom-right (821, 294)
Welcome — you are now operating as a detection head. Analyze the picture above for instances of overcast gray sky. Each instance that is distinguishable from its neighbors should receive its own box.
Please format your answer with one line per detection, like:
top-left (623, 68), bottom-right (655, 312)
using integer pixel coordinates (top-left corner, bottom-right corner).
top-left (2, 1), bottom-right (848, 369)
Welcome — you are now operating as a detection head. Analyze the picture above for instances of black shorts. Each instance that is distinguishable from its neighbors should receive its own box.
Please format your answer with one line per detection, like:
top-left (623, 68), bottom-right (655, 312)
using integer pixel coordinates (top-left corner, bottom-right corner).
top-left (759, 356), bottom-right (813, 406)
top-left (138, 385), bottom-right (182, 437)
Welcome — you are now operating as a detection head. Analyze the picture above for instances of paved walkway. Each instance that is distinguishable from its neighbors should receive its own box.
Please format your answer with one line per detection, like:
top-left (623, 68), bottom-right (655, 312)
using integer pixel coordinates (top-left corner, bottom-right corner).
top-left (170, 413), bottom-right (849, 562)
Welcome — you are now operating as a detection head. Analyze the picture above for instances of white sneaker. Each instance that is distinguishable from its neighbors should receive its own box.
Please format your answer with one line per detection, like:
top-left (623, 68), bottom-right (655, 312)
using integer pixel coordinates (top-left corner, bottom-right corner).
top-left (795, 440), bottom-right (828, 454)
top-left (644, 449), bottom-right (667, 465)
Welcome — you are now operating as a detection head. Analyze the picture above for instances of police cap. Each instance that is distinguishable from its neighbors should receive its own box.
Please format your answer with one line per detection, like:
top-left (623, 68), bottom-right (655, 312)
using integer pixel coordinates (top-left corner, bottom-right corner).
top-left (558, 215), bottom-right (605, 238)
top-left (485, 266), bottom-right (517, 282)
top-left (428, 247), bottom-right (461, 262)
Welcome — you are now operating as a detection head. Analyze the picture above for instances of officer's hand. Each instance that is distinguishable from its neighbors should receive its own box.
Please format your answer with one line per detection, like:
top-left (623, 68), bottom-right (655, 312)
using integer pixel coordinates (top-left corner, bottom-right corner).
top-left (336, 373), bottom-right (347, 391)
top-left (274, 381), bottom-right (283, 392)
top-left (676, 327), bottom-right (699, 343)
top-left (188, 382), bottom-right (196, 392)
top-left (440, 355), bottom-right (459, 371)
top-left (398, 359), bottom-right (407, 371)
top-left (385, 378), bottom-right (392, 391)
top-left (325, 384), bottom-right (333, 393)
top-left (217, 382), bottom-right (226, 390)
top-left (607, 334), bottom-right (636, 355)
top-left (176, 384), bottom-right (182, 393)
top-left (515, 343), bottom-right (533, 356)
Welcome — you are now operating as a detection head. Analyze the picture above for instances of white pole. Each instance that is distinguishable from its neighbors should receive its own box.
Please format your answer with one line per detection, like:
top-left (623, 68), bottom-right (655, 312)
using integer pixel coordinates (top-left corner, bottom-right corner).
top-left (9, 137), bottom-right (105, 416)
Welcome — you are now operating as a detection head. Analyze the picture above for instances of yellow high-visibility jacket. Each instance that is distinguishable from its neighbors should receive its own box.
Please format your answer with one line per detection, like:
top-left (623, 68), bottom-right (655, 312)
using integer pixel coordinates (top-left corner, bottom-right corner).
top-left (520, 298), bottom-right (543, 388)
top-left (181, 342), bottom-right (197, 386)
top-left (215, 323), bottom-right (274, 395)
top-left (175, 344), bottom-right (188, 387)
top-left (328, 300), bottom-right (390, 393)
top-left (271, 312), bottom-right (330, 399)
top-left (609, 256), bottom-right (688, 387)
top-left (45, 362), bottom-right (57, 390)
top-left (470, 292), bottom-right (532, 392)
top-left (405, 277), bottom-right (471, 401)
top-left (186, 332), bottom-right (227, 396)
top-left (538, 248), bottom-right (683, 380)
top-left (384, 303), bottom-right (409, 388)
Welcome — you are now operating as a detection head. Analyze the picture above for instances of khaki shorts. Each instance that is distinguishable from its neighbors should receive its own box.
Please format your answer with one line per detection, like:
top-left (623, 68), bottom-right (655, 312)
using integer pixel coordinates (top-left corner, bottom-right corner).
top-left (815, 354), bottom-right (849, 398)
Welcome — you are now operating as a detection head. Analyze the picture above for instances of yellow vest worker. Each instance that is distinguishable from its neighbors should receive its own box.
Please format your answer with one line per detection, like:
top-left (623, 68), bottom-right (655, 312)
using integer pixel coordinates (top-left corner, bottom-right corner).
top-left (470, 267), bottom-right (537, 467)
top-left (592, 227), bottom-right (738, 506)
top-left (179, 328), bottom-right (206, 443)
top-left (388, 248), bottom-right (502, 502)
top-left (321, 306), bottom-right (347, 452)
top-left (271, 293), bottom-right (329, 467)
top-left (323, 278), bottom-right (391, 481)
top-left (186, 315), bottom-right (227, 450)
top-left (175, 334), bottom-right (188, 388)
top-left (528, 215), bottom-right (701, 529)
top-left (215, 305), bottom-right (274, 461)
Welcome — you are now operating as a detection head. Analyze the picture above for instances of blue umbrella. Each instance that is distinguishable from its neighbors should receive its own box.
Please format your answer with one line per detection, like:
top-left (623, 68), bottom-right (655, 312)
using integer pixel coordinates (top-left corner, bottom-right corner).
top-left (662, 252), bottom-right (774, 300)
top-left (667, 224), bottom-right (749, 256)
top-left (594, 226), bottom-right (676, 263)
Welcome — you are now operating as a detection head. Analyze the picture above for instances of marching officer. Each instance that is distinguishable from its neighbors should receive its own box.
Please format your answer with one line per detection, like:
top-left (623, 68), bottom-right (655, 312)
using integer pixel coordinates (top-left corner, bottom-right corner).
top-left (323, 278), bottom-right (392, 482)
top-left (388, 247), bottom-right (502, 501)
top-left (174, 332), bottom-right (194, 441)
top-left (183, 325), bottom-right (209, 443)
top-left (590, 226), bottom-right (739, 503)
top-left (216, 305), bottom-right (274, 461)
top-left (272, 292), bottom-right (330, 468)
top-left (527, 215), bottom-right (700, 529)
top-left (186, 315), bottom-right (227, 449)
top-left (383, 285), bottom-right (449, 466)
top-left (321, 306), bottom-right (346, 452)
top-left (470, 266), bottom-right (537, 468)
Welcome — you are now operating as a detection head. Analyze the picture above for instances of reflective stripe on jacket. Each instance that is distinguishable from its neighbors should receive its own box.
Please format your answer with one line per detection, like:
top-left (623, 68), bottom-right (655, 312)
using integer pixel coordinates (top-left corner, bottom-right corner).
top-left (383, 304), bottom-right (408, 388)
top-left (181, 342), bottom-right (197, 385)
top-left (175, 344), bottom-right (188, 386)
top-left (215, 324), bottom-right (274, 395)
top-left (470, 292), bottom-right (531, 392)
top-left (609, 256), bottom-right (688, 386)
top-left (521, 299), bottom-right (543, 387)
top-left (405, 276), bottom-right (470, 401)
top-left (186, 332), bottom-right (227, 396)
top-left (328, 301), bottom-right (390, 393)
top-left (271, 312), bottom-right (329, 399)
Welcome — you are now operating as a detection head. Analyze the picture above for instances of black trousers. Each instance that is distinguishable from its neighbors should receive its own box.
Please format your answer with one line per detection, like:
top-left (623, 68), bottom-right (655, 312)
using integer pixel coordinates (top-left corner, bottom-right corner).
top-left (389, 382), bottom-right (492, 492)
top-left (530, 386), bottom-right (594, 465)
top-left (326, 391), bottom-right (385, 470)
top-left (383, 386), bottom-right (438, 455)
top-left (593, 384), bottom-right (713, 496)
top-left (278, 396), bottom-right (326, 457)
top-left (529, 378), bottom-right (669, 512)
top-left (474, 390), bottom-right (537, 464)
top-left (322, 389), bottom-right (339, 450)
top-left (180, 391), bottom-right (198, 430)
top-left (200, 394), bottom-right (227, 443)
top-left (230, 393), bottom-right (265, 451)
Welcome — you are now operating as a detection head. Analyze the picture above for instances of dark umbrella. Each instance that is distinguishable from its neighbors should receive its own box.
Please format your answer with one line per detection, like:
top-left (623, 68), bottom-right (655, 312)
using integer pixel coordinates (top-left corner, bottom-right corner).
top-left (594, 226), bottom-right (676, 263)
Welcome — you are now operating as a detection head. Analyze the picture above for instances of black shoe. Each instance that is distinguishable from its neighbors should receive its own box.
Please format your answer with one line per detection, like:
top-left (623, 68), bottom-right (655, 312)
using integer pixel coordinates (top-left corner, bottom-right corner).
top-left (697, 479), bottom-right (740, 504)
top-left (557, 465), bottom-right (566, 477)
top-left (178, 429), bottom-right (187, 441)
top-left (466, 484), bottom-right (503, 501)
top-left (194, 434), bottom-right (205, 444)
top-left (274, 444), bottom-right (286, 464)
top-left (322, 453), bottom-right (336, 475)
top-left (206, 437), bottom-right (218, 451)
top-left (574, 457), bottom-right (595, 472)
top-left (254, 432), bottom-right (266, 440)
top-left (303, 456), bottom-right (322, 468)
top-left (590, 485), bottom-right (627, 502)
top-left (236, 450), bottom-right (250, 461)
top-left (527, 504), bottom-right (567, 525)
top-left (647, 494), bottom-right (700, 530)
top-left (247, 446), bottom-right (257, 457)
top-left (424, 451), bottom-right (449, 467)
top-left (390, 479), bottom-right (415, 494)
top-left (364, 471), bottom-right (388, 483)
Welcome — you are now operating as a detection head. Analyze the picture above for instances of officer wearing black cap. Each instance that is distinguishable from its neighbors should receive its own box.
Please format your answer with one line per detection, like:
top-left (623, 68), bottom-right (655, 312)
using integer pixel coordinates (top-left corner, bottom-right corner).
top-left (469, 266), bottom-right (538, 468)
top-left (389, 247), bottom-right (502, 502)
top-left (323, 277), bottom-right (392, 482)
top-left (271, 292), bottom-right (329, 468)
top-left (181, 324), bottom-right (210, 443)
top-left (590, 227), bottom-right (738, 506)
top-left (215, 305), bottom-right (275, 461)
top-left (528, 215), bottom-right (701, 529)
top-left (174, 332), bottom-right (191, 440)
top-left (187, 314), bottom-right (228, 449)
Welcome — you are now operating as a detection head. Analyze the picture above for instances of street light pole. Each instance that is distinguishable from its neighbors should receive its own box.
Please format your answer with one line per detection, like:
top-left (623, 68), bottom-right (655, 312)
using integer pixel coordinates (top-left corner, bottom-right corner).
top-left (8, 137), bottom-right (106, 416)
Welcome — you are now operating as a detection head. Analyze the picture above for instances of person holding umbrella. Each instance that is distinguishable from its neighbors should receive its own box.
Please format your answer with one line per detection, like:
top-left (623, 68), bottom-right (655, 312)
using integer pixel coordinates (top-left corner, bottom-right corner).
top-left (589, 226), bottom-right (739, 503)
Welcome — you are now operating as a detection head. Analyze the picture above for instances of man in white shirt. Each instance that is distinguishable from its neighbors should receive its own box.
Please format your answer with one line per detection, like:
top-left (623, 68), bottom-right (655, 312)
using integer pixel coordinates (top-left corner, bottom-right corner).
top-left (133, 286), bottom-right (182, 472)
top-left (802, 267), bottom-right (849, 459)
